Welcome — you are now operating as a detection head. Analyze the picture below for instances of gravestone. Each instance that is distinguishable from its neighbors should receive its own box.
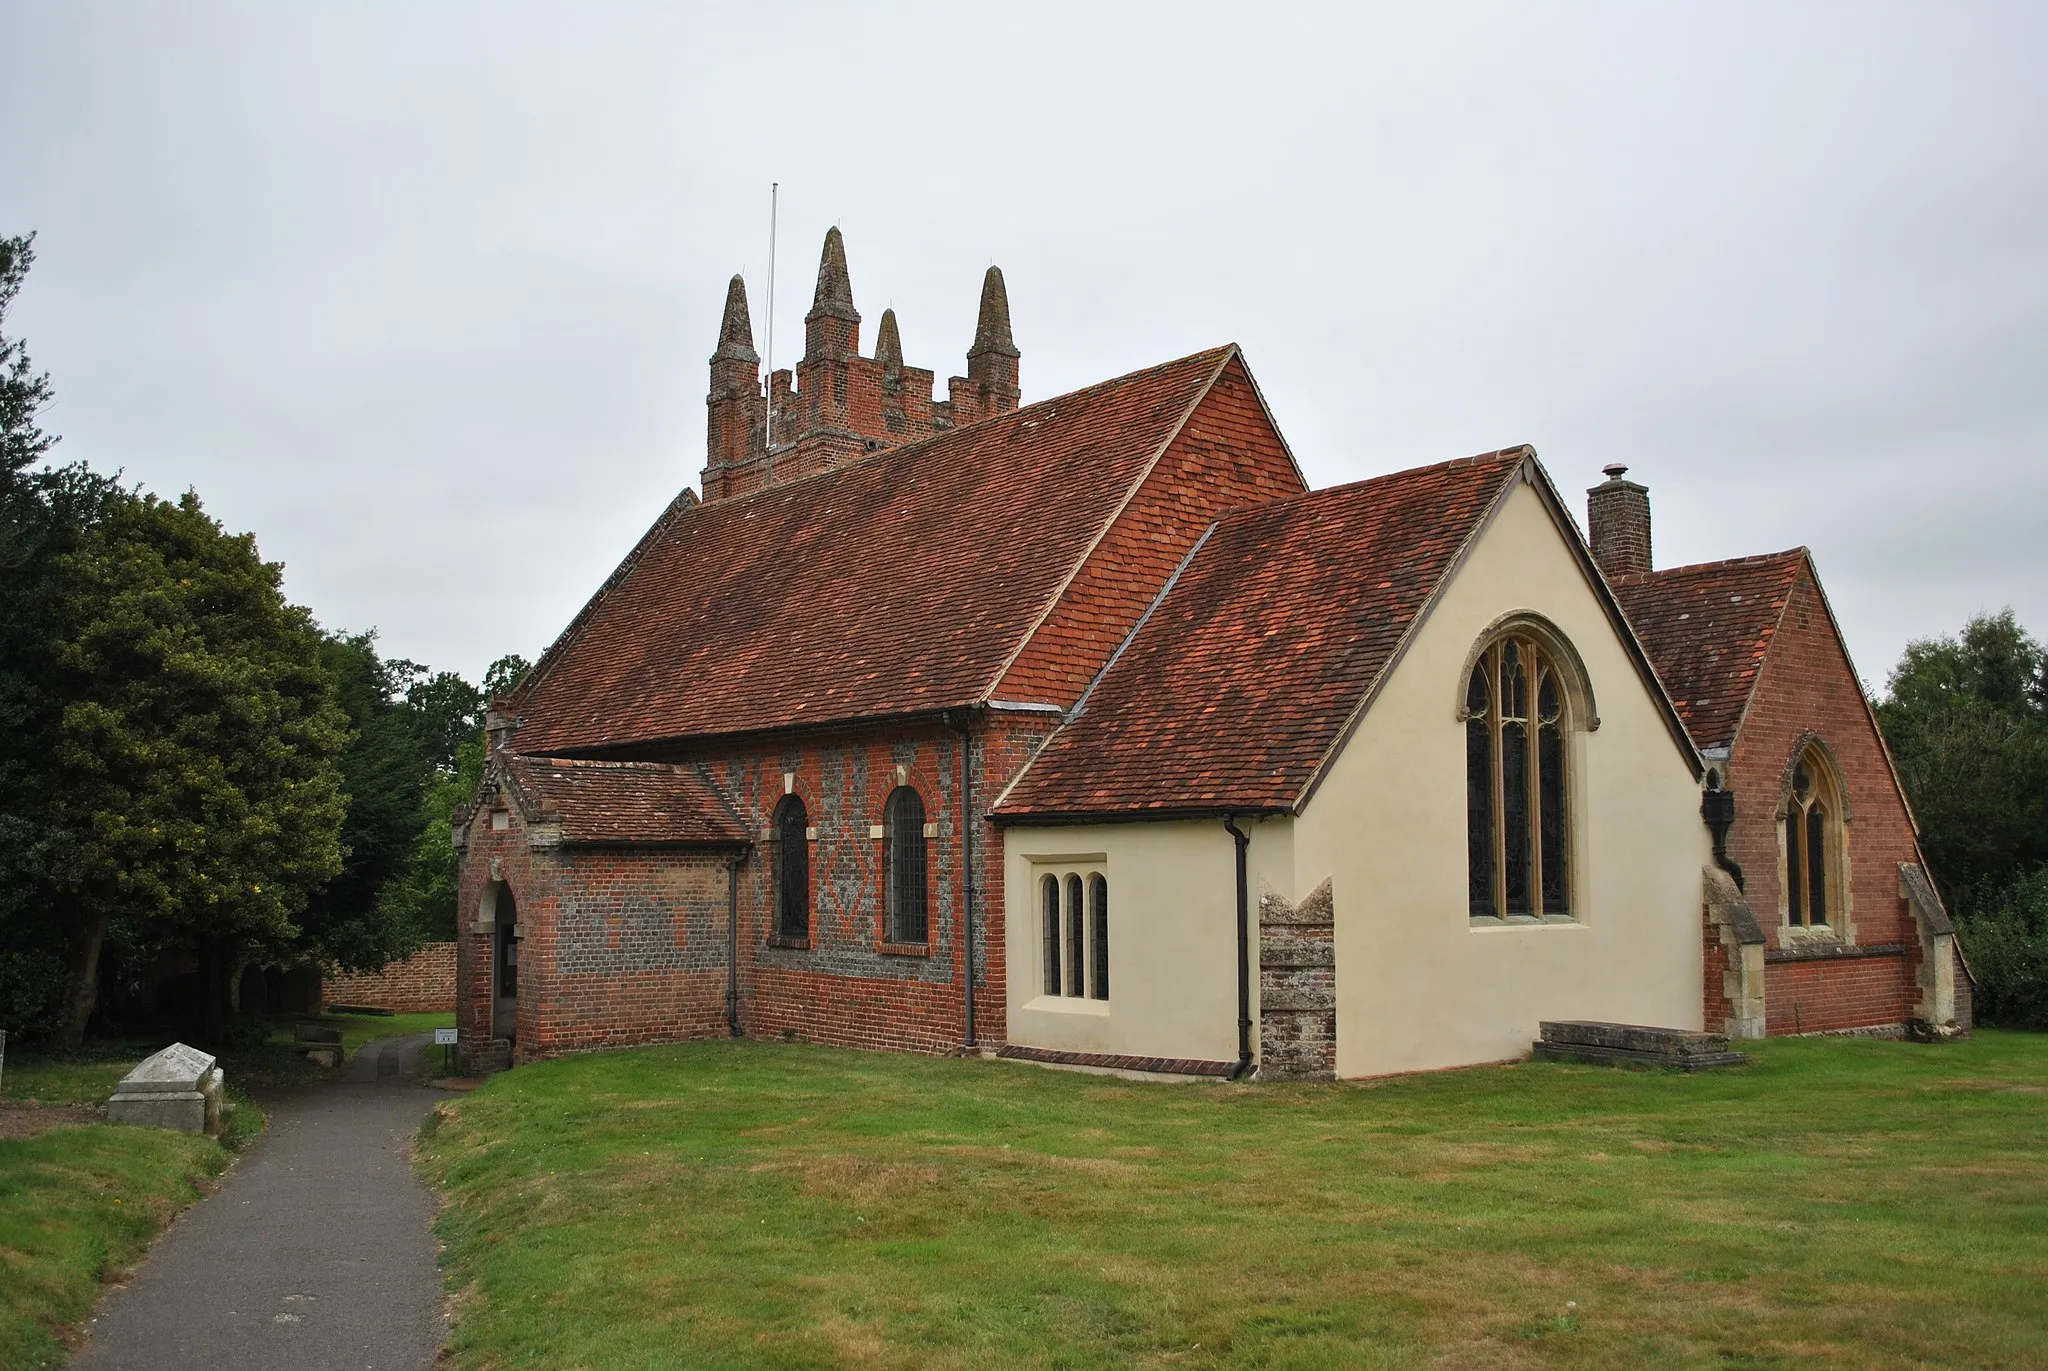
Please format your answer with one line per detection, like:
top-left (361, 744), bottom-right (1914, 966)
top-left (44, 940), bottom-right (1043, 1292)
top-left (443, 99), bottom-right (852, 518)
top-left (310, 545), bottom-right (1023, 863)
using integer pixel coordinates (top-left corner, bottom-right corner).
top-left (106, 1042), bottom-right (224, 1136)
top-left (1532, 1020), bottom-right (1749, 1072)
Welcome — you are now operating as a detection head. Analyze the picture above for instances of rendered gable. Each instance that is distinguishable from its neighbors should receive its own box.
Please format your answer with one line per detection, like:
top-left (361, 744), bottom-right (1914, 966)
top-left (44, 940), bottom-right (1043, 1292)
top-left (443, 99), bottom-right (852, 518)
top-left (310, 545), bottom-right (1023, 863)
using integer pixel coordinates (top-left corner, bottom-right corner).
top-left (1294, 479), bottom-right (1709, 1077)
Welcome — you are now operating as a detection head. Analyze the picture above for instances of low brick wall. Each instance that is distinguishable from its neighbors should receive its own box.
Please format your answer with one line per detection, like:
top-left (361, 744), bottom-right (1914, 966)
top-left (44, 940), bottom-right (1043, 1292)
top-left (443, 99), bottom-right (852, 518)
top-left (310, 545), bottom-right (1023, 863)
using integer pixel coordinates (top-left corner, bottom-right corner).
top-left (323, 942), bottom-right (456, 1014)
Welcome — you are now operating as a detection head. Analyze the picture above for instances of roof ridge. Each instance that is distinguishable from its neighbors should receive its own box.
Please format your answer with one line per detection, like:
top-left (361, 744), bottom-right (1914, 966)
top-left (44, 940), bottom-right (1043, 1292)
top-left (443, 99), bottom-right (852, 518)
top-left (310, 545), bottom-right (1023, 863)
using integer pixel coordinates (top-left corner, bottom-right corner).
top-left (1628, 547), bottom-right (1807, 582)
top-left (1221, 445), bottom-right (1534, 524)
top-left (691, 343), bottom-right (1240, 517)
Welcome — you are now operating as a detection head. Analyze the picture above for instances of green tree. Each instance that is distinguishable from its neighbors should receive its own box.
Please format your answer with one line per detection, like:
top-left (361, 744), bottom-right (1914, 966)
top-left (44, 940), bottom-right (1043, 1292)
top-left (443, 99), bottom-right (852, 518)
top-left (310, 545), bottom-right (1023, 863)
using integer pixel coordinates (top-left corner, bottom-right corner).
top-left (1877, 610), bottom-right (2048, 896)
top-left (0, 232), bottom-right (125, 1036)
top-left (45, 489), bottom-right (349, 1043)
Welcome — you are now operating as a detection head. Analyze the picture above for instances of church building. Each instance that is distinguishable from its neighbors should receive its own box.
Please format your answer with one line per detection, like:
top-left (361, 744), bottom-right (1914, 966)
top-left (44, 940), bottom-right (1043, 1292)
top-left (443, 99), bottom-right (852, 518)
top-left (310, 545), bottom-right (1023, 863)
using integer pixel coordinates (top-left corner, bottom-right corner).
top-left (452, 229), bottom-right (1968, 1079)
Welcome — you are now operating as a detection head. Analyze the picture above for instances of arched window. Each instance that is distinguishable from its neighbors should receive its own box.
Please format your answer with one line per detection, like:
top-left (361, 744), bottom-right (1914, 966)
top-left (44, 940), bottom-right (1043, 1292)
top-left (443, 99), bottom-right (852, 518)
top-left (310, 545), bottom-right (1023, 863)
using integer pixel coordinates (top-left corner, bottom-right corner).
top-left (774, 795), bottom-right (810, 940)
top-left (1064, 873), bottom-right (1084, 997)
top-left (1088, 874), bottom-right (1109, 1000)
top-left (1465, 631), bottom-right (1575, 920)
top-left (884, 787), bottom-right (929, 944)
top-left (1041, 874), bottom-right (1061, 995)
top-left (1784, 746), bottom-right (1840, 928)
top-left (1035, 867), bottom-right (1110, 1001)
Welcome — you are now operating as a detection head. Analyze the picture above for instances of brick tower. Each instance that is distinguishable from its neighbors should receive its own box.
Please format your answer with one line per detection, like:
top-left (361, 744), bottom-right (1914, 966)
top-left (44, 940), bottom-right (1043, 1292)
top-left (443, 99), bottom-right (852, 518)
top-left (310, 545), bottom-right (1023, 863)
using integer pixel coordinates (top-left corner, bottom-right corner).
top-left (699, 229), bottom-right (1021, 501)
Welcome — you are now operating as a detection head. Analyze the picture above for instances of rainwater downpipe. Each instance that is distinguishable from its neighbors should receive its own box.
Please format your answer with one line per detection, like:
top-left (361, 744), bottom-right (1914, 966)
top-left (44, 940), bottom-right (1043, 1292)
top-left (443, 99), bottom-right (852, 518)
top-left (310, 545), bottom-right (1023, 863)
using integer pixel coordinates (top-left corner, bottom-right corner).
top-left (1223, 815), bottom-right (1253, 1080)
top-left (726, 852), bottom-right (742, 1038)
top-left (1701, 773), bottom-right (1745, 892)
top-left (946, 711), bottom-right (977, 1048)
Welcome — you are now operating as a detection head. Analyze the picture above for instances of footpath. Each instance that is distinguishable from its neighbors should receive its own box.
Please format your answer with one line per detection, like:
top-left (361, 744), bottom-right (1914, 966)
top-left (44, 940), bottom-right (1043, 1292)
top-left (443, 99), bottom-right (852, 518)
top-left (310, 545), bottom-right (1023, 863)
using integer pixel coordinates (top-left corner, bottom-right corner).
top-left (72, 1033), bottom-right (449, 1371)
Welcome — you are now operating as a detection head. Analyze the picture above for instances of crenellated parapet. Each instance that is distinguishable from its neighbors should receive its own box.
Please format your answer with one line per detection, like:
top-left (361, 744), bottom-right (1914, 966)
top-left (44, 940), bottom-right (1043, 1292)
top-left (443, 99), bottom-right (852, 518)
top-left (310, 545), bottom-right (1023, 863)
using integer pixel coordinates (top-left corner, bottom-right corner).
top-left (701, 229), bottom-right (1021, 501)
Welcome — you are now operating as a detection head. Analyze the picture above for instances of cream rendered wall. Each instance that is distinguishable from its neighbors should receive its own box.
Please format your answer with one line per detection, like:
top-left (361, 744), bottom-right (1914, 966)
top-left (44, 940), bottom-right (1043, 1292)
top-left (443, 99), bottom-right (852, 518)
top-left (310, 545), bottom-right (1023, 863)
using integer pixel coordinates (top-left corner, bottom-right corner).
top-left (1296, 479), bottom-right (1710, 1078)
top-left (1001, 817), bottom-right (1292, 1064)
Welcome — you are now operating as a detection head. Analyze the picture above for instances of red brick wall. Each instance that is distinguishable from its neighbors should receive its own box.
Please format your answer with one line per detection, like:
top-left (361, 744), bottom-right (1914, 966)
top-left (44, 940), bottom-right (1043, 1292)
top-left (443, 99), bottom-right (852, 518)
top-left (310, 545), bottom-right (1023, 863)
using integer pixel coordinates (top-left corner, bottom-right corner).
top-left (997, 357), bottom-right (1306, 707)
top-left (1764, 953), bottom-right (1914, 1036)
top-left (1702, 922), bottom-right (1729, 1032)
top-left (323, 942), bottom-right (455, 1014)
top-left (1724, 564), bottom-right (1925, 1033)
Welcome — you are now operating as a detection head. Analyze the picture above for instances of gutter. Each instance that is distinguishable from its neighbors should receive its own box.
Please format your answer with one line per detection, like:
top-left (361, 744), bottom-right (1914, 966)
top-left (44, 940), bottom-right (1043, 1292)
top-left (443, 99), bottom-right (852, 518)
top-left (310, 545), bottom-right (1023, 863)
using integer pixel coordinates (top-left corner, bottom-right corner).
top-left (1223, 815), bottom-right (1254, 1080)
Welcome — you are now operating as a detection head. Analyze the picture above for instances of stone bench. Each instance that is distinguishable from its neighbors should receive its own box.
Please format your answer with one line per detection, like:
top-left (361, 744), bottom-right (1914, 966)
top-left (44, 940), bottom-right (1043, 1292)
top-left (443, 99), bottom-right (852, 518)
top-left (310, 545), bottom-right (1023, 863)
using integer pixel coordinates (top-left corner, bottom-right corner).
top-left (107, 1043), bottom-right (224, 1136)
top-left (1532, 1020), bottom-right (1749, 1072)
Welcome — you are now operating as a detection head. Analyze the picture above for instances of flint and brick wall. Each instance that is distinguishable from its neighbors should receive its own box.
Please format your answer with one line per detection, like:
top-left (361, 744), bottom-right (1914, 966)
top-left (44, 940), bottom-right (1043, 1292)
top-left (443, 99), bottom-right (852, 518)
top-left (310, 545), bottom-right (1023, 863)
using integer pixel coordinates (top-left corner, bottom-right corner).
top-left (455, 712), bottom-right (1059, 1069)
top-left (322, 942), bottom-right (456, 1014)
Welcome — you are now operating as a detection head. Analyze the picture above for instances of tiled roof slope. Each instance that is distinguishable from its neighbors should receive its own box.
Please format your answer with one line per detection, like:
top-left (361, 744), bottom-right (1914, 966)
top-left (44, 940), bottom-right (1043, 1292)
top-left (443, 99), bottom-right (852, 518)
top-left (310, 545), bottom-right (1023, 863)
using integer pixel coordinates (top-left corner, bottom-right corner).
top-left (993, 356), bottom-right (1307, 707)
top-left (503, 755), bottom-right (747, 845)
top-left (1610, 551), bottom-right (1805, 752)
top-left (511, 347), bottom-right (1238, 752)
top-left (995, 450), bottom-right (1531, 817)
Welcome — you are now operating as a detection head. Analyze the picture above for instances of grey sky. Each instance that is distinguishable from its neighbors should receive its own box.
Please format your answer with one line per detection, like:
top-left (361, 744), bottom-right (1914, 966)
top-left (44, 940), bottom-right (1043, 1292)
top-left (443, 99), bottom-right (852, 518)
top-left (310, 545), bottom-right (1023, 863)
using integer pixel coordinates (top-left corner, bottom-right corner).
top-left (3, 3), bottom-right (2043, 690)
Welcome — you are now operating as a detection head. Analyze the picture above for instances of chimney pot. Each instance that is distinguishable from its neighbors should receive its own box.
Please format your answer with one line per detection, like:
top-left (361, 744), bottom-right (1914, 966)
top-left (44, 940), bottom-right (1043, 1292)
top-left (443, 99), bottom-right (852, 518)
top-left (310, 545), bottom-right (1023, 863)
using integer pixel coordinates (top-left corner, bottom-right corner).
top-left (1602, 462), bottom-right (1628, 480)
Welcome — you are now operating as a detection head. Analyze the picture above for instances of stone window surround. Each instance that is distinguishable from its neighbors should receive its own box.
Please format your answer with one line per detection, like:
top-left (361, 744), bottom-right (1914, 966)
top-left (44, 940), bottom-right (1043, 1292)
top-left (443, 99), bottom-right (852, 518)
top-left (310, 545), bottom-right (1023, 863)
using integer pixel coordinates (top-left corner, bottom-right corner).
top-left (1774, 734), bottom-right (1856, 949)
top-left (1027, 855), bottom-right (1109, 1013)
top-left (1455, 613), bottom-right (1595, 929)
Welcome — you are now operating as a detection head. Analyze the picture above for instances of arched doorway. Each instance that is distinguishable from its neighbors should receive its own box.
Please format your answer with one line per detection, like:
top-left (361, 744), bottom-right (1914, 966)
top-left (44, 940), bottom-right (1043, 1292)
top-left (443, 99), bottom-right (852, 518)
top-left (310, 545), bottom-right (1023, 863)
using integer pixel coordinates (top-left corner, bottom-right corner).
top-left (491, 885), bottom-right (519, 1042)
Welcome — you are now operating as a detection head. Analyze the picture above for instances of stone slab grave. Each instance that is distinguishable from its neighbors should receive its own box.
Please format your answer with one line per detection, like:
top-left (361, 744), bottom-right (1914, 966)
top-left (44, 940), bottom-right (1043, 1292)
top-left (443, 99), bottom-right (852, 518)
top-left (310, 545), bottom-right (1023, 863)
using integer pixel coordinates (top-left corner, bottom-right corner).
top-left (106, 1042), bottom-right (224, 1135)
top-left (1532, 1021), bottom-right (1749, 1072)
top-left (294, 1022), bottom-right (345, 1068)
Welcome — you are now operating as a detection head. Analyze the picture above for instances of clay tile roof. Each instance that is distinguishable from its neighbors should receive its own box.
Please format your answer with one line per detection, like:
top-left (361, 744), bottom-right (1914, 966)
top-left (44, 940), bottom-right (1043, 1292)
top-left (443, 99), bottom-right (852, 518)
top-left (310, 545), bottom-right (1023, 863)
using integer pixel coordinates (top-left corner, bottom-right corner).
top-left (510, 347), bottom-right (1238, 753)
top-left (994, 450), bottom-right (1531, 818)
top-left (1609, 550), bottom-right (1806, 752)
top-left (503, 755), bottom-right (747, 846)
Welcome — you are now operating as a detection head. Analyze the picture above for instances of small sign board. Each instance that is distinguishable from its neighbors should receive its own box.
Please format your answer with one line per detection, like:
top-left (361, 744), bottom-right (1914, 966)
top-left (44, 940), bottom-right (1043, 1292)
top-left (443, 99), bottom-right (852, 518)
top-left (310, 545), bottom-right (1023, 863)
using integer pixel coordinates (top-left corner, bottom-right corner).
top-left (433, 1027), bottom-right (459, 1046)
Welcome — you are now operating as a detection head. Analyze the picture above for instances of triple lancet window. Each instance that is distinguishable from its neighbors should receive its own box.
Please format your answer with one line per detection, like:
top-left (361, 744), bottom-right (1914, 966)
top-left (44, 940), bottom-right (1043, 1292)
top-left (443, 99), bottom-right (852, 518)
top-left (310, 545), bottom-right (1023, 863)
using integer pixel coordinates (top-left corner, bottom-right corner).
top-left (773, 794), bottom-right (810, 940)
top-left (1784, 746), bottom-right (1839, 928)
top-left (1465, 631), bottom-right (1574, 921)
top-left (884, 787), bottom-right (929, 945)
top-left (1040, 870), bottom-right (1108, 1000)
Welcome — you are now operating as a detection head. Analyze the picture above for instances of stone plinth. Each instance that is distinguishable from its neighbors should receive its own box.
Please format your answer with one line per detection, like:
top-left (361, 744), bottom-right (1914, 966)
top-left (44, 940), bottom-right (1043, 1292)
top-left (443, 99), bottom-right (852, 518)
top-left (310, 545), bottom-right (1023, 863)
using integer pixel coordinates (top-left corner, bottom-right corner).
top-left (106, 1042), bottom-right (224, 1136)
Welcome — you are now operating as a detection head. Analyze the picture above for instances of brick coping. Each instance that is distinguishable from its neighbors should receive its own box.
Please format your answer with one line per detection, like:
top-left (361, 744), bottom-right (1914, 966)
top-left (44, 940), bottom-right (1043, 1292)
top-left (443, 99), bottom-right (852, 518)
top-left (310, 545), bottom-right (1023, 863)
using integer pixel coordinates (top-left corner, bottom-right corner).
top-left (1763, 941), bottom-right (1908, 964)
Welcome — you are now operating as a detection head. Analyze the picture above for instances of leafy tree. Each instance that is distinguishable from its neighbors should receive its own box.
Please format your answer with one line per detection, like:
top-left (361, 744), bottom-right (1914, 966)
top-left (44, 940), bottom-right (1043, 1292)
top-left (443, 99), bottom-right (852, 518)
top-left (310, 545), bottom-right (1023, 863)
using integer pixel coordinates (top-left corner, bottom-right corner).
top-left (483, 653), bottom-right (531, 702)
top-left (0, 232), bottom-right (124, 1036)
top-left (1877, 610), bottom-right (2048, 897)
top-left (45, 489), bottom-right (349, 1042)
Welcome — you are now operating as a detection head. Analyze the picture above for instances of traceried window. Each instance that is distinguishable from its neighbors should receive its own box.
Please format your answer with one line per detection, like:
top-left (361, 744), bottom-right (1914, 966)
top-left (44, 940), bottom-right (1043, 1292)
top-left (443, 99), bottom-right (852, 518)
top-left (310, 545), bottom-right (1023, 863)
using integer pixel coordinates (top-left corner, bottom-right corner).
top-left (1465, 632), bottom-right (1574, 921)
top-left (774, 795), bottom-right (810, 940)
top-left (884, 787), bottom-right (929, 944)
top-left (1038, 866), bottom-right (1109, 1000)
top-left (1784, 746), bottom-right (1840, 928)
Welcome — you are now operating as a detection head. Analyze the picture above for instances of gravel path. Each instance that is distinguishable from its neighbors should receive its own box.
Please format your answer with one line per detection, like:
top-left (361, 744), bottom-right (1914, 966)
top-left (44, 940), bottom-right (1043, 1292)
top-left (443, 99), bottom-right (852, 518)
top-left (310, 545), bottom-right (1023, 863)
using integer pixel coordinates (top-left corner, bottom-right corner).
top-left (72, 1033), bottom-right (448, 1371)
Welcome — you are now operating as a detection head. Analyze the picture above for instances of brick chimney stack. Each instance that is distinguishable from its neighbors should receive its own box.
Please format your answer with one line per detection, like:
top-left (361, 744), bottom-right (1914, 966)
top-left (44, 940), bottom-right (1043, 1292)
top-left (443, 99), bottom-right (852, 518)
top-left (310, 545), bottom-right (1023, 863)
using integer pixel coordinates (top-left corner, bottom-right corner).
top-left (1587, 464), bottom-right (1652, 580)
top-left (696, 229), bottom-right (1022, 503)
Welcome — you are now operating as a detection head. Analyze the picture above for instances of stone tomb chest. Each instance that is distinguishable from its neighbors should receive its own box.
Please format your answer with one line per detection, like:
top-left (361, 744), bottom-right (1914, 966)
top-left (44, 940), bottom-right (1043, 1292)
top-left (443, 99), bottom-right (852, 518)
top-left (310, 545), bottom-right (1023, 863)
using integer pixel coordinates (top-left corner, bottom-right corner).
top-left (106, 1042), bottom-right (224, 1136)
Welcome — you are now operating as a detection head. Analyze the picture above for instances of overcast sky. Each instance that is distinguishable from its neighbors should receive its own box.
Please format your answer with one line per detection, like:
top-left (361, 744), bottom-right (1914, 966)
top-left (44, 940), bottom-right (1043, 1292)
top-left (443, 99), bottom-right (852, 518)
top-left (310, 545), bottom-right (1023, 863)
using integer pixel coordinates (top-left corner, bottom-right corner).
top-left (3, 3), bottom-right (2042, 690)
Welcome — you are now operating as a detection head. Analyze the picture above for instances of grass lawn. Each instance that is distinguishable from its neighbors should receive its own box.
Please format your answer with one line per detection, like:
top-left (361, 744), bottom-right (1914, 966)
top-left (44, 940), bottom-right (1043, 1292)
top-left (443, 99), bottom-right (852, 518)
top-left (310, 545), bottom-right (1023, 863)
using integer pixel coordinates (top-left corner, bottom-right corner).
top-left (0, 1122), bottom-right (229, 1368)
top-left (418, 1031), bottom-right (2048, 1370)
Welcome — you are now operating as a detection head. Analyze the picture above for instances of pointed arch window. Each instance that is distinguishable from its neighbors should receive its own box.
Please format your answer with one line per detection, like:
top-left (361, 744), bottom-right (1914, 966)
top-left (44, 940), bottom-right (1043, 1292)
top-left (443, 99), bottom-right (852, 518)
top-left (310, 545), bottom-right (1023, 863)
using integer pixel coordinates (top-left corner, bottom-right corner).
top-left (773, 795), bottom-right (810, 941)
top-left (1465, 631), bottom-right (1576, 921)
top-left (1784, 747), bottom-right (1840, 928)
top-left (884, 787), bottom-right (929, 945)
